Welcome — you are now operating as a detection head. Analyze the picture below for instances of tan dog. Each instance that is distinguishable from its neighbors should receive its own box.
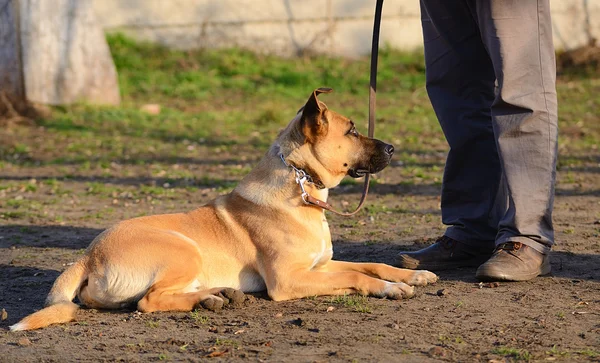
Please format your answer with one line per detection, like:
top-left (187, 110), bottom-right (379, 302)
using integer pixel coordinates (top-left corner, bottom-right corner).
top-left (11, 88), bottom-right (437, 331)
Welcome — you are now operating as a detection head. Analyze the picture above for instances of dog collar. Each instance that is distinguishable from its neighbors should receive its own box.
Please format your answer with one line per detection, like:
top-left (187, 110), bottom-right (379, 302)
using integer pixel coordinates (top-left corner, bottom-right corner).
top-left (279, 154), bottom-right (326, 195)
top-left (279, 153), bottom-right (362, 216)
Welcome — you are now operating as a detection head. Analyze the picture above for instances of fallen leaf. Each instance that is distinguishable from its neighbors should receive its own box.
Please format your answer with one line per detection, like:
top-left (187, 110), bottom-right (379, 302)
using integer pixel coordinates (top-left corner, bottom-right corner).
top-left (206, 350), bottom-right (228, 357)
top-left (17, 338), bottom-right (32, 346)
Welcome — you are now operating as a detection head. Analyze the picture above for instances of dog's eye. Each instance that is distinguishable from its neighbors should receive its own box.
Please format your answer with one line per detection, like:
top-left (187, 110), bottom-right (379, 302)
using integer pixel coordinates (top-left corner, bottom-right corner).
top-left (347, 126), bottom-right (359, 137)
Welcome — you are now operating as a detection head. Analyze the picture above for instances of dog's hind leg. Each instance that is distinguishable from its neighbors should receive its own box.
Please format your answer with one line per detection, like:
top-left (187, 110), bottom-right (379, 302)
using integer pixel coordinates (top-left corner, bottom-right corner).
top-left (138, 287), bottom-right (218, 313)
top-left (137, 284), bottom-right (246, 313)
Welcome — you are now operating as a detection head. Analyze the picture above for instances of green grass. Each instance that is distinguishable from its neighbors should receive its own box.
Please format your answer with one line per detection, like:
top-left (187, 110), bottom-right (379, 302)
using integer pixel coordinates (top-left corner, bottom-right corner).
top-left (0, 33), bottom-right (597, 193)
top-left (492, 347), bottom-right (532, 361)
top-left (0, 34), bottom-right (442, 166)
top-left (330, 294), bottom-right (373, 313)
top-left (145, 320), bottom-right (160, 328)
top-left (189, 310), bottom-right (210, 324)
top-left (577, 348), bottom-right (599, 358)
top-left (107, 33), bottom-right (426, 100)
top-left (214, 337), bottom-right (239, 348)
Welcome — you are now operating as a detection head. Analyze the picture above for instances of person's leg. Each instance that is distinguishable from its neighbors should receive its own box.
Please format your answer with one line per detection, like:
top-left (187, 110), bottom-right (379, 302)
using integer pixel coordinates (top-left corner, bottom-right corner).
top-left (474, 0), bottom-right (558, 281)
top-left (396, 0), bottom-right (501, 270)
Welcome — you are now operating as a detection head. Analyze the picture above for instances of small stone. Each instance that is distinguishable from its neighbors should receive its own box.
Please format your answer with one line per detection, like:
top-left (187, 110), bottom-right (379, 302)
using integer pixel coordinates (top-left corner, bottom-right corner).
top-left (274, 312), bottom-right (283, 318)
top-left (290, 317), bottom-right (305, 327)
top-left (429, 346), bottom-right (447, 357)
top-left (436, 289), bottom-right (448, 296)
top-left (1, 308), bottom-right (7, 321)
top-left (17, 338), bottom-right (32, 346)
top-left (326, 306), bottom-right (335, 312)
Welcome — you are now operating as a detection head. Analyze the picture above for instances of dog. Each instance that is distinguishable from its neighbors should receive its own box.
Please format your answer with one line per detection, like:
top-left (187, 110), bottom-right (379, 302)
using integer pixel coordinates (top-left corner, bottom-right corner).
top-left (10, 88), bottom-right (437, 331)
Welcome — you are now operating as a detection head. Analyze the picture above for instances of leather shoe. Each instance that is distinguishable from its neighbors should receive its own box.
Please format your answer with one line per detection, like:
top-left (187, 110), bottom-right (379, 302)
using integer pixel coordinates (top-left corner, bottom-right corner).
top-left (395, 236), bottom-right (494, 270)
top-left (476, 242), bottom-right (551, 282)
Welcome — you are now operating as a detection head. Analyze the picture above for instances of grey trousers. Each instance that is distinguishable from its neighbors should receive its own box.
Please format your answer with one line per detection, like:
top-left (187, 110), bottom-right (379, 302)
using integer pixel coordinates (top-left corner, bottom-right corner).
top-left (419, 0), bottom-right (558, 254)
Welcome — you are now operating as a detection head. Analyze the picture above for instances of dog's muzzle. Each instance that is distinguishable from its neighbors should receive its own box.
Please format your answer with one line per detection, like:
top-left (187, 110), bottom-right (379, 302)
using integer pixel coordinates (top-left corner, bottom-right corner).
top-left (348, 142), bottom-right (394, 178)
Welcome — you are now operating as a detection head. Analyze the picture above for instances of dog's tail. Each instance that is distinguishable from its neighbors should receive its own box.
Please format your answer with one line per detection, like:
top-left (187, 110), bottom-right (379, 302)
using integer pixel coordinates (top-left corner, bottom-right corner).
top-left (10, 257), bottom-right (89, 331)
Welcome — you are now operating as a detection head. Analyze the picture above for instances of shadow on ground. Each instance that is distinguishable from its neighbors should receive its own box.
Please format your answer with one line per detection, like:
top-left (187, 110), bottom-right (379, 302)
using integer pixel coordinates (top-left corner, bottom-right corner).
top-left (0, 225), bottom-right (102, 250)
top-left (333, 240), bottom-right (600, 282)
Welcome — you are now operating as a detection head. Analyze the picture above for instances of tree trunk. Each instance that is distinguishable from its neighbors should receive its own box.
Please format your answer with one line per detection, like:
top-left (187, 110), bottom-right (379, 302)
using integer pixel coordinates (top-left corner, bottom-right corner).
top-left (0, 0), bottom-right (24, 104)
top-left (19, 0), bottom-right (120, 105)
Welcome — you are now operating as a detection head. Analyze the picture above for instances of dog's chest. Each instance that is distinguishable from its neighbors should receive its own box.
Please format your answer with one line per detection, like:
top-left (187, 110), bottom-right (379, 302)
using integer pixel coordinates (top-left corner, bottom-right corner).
top-left (307, 213), bottom-right (333, 269)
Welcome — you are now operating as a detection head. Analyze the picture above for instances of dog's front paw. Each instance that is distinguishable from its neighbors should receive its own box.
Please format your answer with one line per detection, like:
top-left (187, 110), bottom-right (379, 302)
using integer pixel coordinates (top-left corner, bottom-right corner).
top-left (199, 295), bottom-right (224, 311)
top-left (407, 270), bottom-right (438, 286)
top-left (380, 282), bottom-right (415, 299)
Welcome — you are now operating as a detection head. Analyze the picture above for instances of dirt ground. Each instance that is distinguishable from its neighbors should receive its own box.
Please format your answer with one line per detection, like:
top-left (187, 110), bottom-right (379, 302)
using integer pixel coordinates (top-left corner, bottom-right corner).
top-left (1, 129), bottom-right (599, 362)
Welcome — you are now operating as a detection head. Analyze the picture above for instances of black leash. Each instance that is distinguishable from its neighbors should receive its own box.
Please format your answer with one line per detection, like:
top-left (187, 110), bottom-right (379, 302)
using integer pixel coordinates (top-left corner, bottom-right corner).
top-left (302, 0), bottom-right (384, 216)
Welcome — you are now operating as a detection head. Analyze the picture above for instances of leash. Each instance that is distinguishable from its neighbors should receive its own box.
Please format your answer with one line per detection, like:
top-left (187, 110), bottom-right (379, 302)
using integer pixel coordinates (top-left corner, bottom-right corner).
top-left (287, 0), bottom-right (384, 216)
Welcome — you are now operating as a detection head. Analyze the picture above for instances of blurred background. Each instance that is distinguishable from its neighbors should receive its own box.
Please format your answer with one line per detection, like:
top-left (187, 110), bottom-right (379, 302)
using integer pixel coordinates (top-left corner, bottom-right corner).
top-left (0, 0), bottom-right (598, 231)
top-left (93, 0), bottom-right (600, 56)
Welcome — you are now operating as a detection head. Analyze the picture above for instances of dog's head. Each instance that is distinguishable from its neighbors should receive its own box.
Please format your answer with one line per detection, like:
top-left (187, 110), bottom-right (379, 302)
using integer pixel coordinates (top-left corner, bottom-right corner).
top-left (280, 88), bottom-right (394, 188)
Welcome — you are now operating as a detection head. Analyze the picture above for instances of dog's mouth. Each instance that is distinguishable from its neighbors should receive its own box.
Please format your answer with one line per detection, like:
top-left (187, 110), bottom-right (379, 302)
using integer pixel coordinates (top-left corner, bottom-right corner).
top-left (348, 168), bottom-right (370, 178)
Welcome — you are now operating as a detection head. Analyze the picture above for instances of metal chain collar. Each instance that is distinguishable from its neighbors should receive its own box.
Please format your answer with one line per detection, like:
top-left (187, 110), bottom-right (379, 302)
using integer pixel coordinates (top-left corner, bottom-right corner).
top-left (279, 153), bottom-right (312, 205)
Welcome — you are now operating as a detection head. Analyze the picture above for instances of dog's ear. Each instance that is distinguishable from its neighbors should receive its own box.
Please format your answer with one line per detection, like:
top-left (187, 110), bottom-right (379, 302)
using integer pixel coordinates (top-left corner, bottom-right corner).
top-left (301, 87), bottom-right (333, 140)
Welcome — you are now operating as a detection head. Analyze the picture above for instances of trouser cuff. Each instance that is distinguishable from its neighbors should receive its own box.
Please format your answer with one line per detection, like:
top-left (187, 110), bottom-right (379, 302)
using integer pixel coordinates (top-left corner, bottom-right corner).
top-left (444, 229), bottom-right (496, 252)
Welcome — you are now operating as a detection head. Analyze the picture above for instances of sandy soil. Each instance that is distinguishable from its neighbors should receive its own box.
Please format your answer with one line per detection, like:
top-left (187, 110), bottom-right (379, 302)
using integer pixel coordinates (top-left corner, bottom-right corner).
top-left (1, 137), bottom-right (599, 362)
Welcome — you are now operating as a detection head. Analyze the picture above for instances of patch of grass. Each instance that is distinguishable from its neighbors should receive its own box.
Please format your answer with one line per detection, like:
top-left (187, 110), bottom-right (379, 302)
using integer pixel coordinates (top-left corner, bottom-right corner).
top-left (42, 178), bottom-right (60, 186)
top-left (546, 345), bottom-right (569, 358)
top-left (5, 199), bottom-right (24, 208)
top-left (2, 33), bottom-right (591, 179)
top-left (86, 182), bottom-right (120, 196)
top-left (14, 34), bottom-right (439, 169)
top-left (577, 348), bottom-right (599, 358)
top-left (1, 211), bottom-right (26, 219)
top-left (189, 310), bottom-right (210, 324)
top-left (145, 320), bottom-right (160, 328)
top-left (330, 294), bottom-right (372, 313)
top-left (492, 347), bottom-right (532, 361)
top-left (214, 338), bottom-right (239, 348)
top-left (438, 335), bottom-right (465, 345)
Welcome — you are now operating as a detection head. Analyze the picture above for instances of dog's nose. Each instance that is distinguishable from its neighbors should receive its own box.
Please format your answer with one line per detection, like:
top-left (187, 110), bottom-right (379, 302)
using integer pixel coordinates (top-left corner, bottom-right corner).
top-left (384, 144), bottom-right (394, 156)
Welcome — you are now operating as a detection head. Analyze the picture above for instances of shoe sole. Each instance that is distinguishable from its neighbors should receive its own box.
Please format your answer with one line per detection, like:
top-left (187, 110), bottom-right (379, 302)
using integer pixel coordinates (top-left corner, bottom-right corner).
top-left (475, 262), bottom-right (551, 282)
top-left (396, 254), bottom-right (491, 271)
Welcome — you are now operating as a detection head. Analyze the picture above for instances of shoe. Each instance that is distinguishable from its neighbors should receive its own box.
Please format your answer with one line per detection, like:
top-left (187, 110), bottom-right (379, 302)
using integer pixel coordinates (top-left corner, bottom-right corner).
top-left (395, 236), bottom-right (494, 271)
top-left (475, 242), bottom-right (551, 282)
